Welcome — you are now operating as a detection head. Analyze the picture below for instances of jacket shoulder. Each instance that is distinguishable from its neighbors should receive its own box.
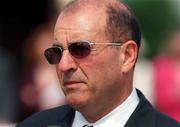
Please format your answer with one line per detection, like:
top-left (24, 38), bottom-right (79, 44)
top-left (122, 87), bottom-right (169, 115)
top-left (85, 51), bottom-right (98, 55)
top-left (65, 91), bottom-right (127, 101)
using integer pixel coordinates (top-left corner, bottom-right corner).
top-left (16, 105), bottom-right (75, 127)
top-left (125, 89), bottom-right (180, 127)
top-left (155, 111), bottom-right (180, 127)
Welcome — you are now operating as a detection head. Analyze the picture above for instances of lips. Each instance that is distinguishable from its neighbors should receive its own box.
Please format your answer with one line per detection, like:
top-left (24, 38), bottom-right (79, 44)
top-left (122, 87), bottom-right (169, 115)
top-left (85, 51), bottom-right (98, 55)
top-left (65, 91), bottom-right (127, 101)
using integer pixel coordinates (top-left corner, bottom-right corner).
top-left (64, 81), bottom-right (85, 86)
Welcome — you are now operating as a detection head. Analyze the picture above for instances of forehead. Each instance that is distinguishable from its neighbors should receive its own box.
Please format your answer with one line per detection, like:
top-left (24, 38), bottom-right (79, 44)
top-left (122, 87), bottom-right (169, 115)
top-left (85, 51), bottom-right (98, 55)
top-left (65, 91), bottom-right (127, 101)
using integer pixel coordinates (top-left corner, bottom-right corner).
top-left (54, 7), bottom-right (107, 42)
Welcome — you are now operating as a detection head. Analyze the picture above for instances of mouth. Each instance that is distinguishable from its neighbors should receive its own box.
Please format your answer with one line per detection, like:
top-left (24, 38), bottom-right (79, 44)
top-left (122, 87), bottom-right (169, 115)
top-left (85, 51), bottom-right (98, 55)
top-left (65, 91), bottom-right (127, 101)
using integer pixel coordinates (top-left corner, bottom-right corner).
top-left (64, 81), bottom-right (86, 88)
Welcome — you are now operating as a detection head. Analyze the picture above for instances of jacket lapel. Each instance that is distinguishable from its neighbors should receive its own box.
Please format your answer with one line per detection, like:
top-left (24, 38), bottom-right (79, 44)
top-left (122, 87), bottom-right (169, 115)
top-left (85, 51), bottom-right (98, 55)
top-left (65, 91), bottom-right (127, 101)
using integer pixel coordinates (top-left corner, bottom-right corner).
top-left (125, 89), bottom-right (156, 127)
top-left (47, 106), bottom-right (75, 127)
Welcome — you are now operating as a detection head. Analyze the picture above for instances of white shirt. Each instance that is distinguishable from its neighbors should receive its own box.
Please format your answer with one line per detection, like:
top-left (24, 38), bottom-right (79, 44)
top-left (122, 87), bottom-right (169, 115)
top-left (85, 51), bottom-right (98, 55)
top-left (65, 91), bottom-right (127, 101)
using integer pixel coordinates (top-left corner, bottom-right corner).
top-left (72, 88), bottom-right (140, 127)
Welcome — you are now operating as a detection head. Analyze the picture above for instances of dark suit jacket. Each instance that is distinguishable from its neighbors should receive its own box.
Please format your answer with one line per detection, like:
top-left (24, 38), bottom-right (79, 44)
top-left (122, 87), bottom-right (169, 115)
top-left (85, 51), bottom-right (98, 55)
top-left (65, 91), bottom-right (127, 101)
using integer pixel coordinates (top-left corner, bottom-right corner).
top-left (16, 89), bottom-right (180, 127)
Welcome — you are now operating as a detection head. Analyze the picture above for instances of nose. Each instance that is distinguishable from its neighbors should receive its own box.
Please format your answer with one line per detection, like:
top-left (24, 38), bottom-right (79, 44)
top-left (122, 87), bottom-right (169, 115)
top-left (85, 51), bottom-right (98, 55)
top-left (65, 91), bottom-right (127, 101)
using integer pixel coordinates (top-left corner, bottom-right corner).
top-left (56, 50), bottom-right (78, 72)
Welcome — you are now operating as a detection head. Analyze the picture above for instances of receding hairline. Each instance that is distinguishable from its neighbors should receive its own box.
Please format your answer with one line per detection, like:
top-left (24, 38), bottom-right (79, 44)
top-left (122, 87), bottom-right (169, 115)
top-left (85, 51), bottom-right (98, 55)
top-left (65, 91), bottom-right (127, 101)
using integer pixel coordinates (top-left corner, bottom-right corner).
top-left (59, 0), bottom-right (131, 18)
top-left (56, 0), bottom-right (140, 48)
top-left (57, 0), bottom-right (133, 34)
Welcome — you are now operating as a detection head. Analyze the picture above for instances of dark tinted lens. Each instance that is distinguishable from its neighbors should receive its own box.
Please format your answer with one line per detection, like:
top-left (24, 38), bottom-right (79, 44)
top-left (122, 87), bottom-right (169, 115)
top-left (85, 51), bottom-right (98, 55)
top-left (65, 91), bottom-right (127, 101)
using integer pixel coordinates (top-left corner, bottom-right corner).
top-left (44, 47), bottom-right (62, 64)
top-left (68, 42), bottom-right (91, 58)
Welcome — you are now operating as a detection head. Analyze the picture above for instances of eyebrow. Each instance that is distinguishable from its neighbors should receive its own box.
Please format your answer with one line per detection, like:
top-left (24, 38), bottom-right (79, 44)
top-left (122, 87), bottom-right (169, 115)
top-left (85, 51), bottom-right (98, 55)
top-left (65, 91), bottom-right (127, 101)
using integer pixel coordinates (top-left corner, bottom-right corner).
top-left (52, 43), bottom-right (60, 47)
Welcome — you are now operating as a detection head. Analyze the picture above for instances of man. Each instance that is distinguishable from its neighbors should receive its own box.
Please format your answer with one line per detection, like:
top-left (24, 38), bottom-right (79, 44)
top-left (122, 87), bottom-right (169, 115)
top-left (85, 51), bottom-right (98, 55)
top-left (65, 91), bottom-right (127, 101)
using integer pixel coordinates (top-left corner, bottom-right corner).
top-left (16, 0), bottom-right (180, 127)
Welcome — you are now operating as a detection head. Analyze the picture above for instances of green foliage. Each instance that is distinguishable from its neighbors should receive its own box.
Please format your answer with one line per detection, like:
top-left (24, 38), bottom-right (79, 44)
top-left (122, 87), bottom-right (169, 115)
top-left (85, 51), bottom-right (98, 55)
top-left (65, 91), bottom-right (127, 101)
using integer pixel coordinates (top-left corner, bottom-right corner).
top-left (123, 0), bottom-right (179, 59)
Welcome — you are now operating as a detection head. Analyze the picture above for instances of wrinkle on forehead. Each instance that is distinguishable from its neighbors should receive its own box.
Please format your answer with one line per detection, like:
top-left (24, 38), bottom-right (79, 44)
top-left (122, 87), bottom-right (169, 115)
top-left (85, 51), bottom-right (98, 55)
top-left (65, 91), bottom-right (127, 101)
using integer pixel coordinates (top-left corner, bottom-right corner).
top-left (55, 8), bottom-right (107, 32)
top-left (54, 28), bottom-right (106, 44)
top-left (55, 27), bottom-right (92, 33)
top-left (54, 12), bottom-right (107, 43)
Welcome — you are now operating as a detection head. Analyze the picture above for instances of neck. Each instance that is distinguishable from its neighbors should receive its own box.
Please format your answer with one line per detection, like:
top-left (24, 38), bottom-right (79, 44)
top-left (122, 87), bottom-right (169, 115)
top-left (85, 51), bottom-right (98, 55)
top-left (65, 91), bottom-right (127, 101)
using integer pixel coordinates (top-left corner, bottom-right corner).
top-left (78, 86), bottom-right (133, 122)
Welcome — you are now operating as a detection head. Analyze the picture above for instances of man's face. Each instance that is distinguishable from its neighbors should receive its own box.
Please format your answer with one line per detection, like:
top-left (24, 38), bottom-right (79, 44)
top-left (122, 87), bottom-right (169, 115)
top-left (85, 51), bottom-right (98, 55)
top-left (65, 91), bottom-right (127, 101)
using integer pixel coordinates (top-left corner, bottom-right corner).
top-left (54, 9), bottom-right (125, 111)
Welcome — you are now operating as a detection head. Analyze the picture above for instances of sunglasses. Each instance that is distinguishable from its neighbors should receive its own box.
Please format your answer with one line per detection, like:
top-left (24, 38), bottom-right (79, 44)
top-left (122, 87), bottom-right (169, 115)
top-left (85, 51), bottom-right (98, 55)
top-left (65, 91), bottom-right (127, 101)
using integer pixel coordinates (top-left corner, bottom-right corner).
top-left (44, 41), bottom-right (123, 64)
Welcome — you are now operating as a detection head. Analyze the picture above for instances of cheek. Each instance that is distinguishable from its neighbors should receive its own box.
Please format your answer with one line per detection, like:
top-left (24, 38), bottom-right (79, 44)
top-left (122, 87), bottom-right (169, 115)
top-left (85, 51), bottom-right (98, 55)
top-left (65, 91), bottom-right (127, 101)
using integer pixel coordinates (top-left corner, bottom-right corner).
top-left (84, 52), bottom-right (121, 74)
top-left (91, 53), bottom-right (122, 82)
top-left (80, 55), bottom-right (121, 88)
top-left (55, 66), bottom-right (63, 84)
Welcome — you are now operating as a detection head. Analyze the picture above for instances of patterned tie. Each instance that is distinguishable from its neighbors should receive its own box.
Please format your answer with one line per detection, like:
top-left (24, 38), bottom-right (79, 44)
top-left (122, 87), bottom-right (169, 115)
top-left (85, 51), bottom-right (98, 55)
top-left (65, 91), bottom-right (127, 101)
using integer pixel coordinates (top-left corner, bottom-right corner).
top-left (82, 124), bottom-right (93, 127)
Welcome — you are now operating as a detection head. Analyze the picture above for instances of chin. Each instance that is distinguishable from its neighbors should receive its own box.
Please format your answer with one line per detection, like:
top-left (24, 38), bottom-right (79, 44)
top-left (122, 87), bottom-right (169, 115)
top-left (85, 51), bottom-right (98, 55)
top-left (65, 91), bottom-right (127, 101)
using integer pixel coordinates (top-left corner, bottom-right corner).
top-left (66, 92), bottom-right (88, 110)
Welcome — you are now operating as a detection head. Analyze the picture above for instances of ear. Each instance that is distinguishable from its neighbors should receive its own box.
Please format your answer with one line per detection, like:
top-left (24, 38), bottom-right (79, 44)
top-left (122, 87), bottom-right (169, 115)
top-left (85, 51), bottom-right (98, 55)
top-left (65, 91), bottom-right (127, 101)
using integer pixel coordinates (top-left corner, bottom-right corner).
top-left (120, 40), bottom-right (138, 73)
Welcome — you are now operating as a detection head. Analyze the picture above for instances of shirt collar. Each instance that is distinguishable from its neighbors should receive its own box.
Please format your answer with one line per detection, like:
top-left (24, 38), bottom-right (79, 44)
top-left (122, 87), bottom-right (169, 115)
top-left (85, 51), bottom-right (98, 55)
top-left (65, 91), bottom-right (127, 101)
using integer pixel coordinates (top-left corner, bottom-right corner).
top-left (72, 88), bottom-right (139, 127)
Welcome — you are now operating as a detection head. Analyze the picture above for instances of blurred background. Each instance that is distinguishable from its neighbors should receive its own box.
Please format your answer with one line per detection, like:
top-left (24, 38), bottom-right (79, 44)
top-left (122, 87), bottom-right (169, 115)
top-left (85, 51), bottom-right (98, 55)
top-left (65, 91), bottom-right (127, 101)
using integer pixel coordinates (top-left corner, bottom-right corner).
top-left (0, 0), bottom-right (180, 126)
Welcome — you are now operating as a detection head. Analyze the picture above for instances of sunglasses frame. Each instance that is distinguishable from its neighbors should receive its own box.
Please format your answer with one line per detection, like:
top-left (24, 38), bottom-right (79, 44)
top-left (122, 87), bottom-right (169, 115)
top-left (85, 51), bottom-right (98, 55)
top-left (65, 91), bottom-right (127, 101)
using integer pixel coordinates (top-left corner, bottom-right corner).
top-left (44, 41), bottom-right (123, 64)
